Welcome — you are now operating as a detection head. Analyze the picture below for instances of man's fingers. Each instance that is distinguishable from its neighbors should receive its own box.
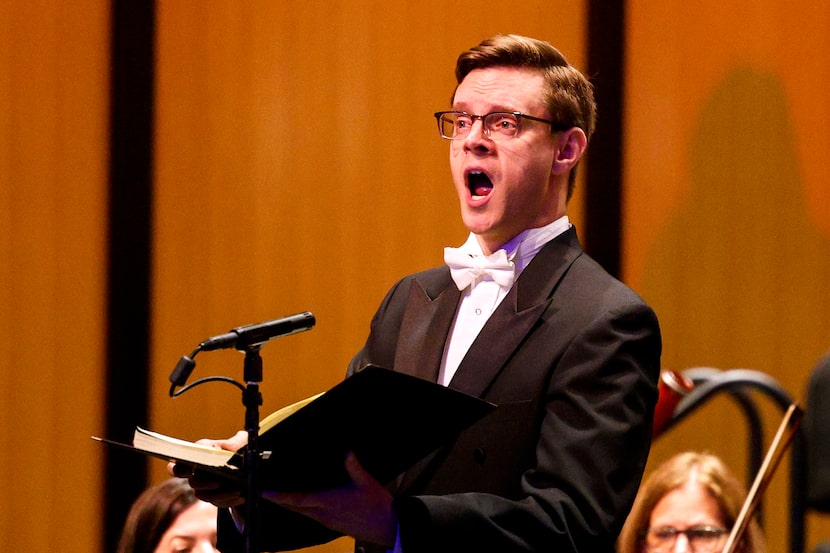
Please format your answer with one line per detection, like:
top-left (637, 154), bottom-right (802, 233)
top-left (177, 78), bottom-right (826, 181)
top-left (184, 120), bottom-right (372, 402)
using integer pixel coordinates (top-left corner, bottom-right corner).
top-left (217, 430), bottom-right (249, 452)
top-left (195, 489), bottom-right (245, 508)
top-left (170, 462), bottom-right (196, 478)
top-left (344, 452), bottom-right (371, 485)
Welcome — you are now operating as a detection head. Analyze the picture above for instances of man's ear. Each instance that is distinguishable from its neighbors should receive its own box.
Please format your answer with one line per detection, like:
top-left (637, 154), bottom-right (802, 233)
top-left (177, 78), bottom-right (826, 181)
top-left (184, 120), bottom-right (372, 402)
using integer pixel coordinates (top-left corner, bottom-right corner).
top-left (551, 127), bottom-right (587, 176)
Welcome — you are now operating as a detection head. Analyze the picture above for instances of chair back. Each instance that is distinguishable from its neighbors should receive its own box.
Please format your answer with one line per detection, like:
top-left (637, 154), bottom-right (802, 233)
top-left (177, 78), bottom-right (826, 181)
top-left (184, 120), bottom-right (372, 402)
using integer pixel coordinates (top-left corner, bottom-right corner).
top-left (805, 353), bottom-right (830, 510)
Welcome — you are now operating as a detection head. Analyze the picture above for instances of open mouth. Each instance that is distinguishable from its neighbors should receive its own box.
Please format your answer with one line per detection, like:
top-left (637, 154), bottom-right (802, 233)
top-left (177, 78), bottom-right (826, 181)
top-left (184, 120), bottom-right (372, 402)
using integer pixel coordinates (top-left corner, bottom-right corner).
top-left (467, 171), bottom-right (493, 199)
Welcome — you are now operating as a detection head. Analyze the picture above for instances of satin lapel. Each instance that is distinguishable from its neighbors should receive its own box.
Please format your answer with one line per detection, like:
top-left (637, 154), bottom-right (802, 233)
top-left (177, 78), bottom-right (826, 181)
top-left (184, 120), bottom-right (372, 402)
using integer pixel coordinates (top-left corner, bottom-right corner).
top-left (447, 290), bottom-right (546, 397)
top-left (449, 231), bottom-right (582, 397)
top-left (393, 277), bottom-right (460, 382)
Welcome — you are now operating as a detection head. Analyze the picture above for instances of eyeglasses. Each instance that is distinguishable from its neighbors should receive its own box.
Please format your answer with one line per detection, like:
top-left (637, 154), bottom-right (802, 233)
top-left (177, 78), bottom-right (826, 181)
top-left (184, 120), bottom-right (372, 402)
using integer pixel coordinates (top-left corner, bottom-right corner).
top-left (643, 526), bottom-right (729, 552)
top-left (433, 111), bottom-right (566, 141)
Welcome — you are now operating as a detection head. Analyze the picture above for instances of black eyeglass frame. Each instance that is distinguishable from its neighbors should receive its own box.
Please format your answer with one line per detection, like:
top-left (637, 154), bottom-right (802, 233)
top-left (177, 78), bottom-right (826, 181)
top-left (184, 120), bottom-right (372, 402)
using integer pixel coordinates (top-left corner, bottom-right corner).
top-left (433, 110), bottom-right (569, 140)
top-left (641, 525), bottom-right (730, 552)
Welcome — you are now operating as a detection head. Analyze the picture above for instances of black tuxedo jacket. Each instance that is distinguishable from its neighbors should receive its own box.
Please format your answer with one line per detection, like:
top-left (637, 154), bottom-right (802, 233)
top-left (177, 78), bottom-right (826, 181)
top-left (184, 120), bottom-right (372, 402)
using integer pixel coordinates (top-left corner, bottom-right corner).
top-left (218, 227), bottom-right (661, 553)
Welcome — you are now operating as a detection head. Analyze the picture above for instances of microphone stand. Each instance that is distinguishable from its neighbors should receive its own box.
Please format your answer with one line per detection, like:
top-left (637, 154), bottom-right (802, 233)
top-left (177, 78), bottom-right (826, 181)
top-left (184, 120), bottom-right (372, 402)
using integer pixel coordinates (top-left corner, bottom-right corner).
top-left (241, 347), bottom-right (264, 553)
top-left (168, 312), bottom-right (317, 553)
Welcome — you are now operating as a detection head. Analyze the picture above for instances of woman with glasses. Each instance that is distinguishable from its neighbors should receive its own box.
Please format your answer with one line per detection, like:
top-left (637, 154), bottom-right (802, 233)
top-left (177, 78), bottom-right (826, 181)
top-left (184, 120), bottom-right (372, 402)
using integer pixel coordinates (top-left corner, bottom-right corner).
top-left (617, 451), bottom-right (766, 553)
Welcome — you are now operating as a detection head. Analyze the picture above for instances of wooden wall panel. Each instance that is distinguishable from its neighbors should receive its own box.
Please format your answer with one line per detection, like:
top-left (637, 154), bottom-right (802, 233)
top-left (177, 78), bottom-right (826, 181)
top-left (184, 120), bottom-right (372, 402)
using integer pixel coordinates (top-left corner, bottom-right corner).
top-left (625, 2), bottom-right (830, 552)
top-left (0, 2), bottom-right (109, 553)
top-left (152, 2), bottom-right (587, 551)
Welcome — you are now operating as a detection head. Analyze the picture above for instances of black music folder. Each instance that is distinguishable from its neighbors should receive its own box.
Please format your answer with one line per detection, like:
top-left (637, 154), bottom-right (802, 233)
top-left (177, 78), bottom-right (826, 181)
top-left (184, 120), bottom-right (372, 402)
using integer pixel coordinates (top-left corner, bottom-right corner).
top-left (93, 365), bottom-right (495, 492)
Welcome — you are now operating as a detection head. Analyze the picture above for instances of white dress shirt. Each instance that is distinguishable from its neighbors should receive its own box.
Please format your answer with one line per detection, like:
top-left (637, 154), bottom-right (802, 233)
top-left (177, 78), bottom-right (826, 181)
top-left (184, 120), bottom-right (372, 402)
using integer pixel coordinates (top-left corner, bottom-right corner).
top-left (389, 216), bottom-right (572, 553)
top-left (438, 216), bottom-right (571, 386)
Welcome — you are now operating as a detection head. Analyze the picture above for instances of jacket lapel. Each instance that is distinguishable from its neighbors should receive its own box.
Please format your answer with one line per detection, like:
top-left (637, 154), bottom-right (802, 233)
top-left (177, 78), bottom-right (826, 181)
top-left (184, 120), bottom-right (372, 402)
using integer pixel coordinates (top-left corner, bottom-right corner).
top-left (449, 229), bottom-right (582, 396)
top-left (394, 230), bottom-right (582, 495)
top-left (391, 275), bottom-right (460, 493)
top-left (393, 275), bottom-right (460, 382)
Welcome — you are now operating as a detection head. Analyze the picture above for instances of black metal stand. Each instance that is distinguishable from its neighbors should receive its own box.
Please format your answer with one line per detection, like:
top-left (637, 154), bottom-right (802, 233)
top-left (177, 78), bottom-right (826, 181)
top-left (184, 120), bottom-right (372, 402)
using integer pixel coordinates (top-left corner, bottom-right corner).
top-left (242, 348), bottom-right (264, 553)
top-left (168, 313), bottom-right (317, 553)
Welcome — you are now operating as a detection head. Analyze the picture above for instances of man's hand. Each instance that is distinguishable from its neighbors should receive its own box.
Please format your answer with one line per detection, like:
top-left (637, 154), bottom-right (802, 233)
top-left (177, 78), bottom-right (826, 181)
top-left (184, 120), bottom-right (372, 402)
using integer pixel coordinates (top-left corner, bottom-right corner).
top-left (169, 434), bottom-right (397, 547)
top-left (263, 452), bottom-right (398, 548)
top-left (169, 430), bottom-right (249, 508)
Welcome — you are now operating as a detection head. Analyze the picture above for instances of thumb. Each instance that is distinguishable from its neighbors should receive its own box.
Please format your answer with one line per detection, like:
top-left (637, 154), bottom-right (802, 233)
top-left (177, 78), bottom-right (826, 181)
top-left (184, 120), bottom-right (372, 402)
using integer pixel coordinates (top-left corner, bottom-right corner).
top-left (344, 451), bottom-right (372, 485)
top-left (215, 430), bottom-right (249, 452)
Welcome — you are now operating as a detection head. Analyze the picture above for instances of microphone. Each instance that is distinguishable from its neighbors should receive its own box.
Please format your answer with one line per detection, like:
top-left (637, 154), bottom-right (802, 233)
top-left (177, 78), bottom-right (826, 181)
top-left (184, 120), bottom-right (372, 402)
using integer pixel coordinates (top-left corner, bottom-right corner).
top-left (198, 311), bottom-right (316, 352)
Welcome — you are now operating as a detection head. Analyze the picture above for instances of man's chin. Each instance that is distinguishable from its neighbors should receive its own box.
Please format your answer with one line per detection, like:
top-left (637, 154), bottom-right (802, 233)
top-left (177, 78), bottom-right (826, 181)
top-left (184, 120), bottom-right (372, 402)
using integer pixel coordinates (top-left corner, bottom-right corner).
top-left (460, 215), bottom-right (490, 237)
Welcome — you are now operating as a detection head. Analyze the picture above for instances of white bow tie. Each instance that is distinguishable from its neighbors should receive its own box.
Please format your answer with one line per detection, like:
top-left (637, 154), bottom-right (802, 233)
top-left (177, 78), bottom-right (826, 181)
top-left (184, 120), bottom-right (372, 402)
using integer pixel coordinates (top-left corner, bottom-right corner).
top-left (444, 247), bottom-right (516, 290)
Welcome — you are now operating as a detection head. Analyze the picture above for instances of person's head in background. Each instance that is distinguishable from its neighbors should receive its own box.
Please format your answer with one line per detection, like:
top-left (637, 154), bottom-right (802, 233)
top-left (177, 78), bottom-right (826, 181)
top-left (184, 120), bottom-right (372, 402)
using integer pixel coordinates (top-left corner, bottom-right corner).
top-left (618, 451), bottom-right (766, 553)
top-left (117, 477), bottom-right (219, 553)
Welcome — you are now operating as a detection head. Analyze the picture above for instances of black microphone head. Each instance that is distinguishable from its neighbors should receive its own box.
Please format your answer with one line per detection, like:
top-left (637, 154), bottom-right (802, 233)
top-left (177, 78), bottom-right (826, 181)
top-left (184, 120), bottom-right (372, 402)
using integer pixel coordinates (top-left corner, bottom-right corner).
top-left (198, 312), bottom-right (316, 352)
top-left (232, 311), bottom-right (316, 350)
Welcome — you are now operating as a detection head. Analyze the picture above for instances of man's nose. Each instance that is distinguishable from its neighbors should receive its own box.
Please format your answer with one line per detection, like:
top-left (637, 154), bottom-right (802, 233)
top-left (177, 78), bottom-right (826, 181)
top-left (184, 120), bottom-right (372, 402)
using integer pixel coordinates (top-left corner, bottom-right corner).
top-left (463, 119), bottom-right (491, 151)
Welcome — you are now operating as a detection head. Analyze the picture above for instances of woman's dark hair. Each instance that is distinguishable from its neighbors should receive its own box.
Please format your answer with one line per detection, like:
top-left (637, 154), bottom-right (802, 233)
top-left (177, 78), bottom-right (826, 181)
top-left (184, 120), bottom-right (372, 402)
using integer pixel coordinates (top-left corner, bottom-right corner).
top-left (116, 478), bottom-right (199, 553)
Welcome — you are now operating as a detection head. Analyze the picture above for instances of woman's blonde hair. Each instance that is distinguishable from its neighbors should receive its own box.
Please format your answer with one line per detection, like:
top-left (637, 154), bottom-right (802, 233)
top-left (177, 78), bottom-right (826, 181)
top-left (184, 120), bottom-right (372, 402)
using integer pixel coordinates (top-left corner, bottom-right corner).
top-left (617, 451), bottom-right (766, 553)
